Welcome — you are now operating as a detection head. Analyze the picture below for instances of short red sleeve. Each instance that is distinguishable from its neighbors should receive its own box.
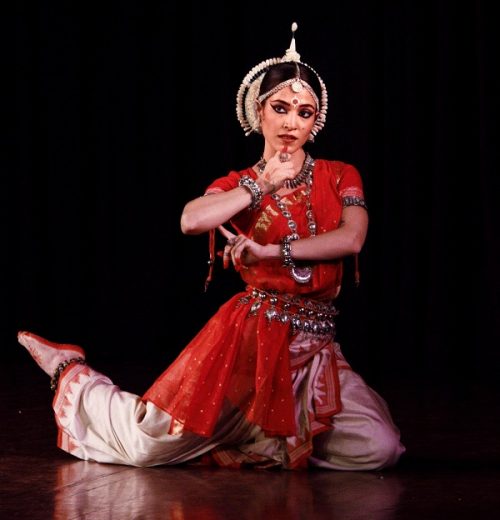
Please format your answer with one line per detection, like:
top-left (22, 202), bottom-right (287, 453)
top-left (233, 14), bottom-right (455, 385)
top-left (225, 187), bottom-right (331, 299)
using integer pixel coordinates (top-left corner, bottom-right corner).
top-left (205, 170), bottom-right (246, 194)
top-left (336, 163), bottom-right (365, 200)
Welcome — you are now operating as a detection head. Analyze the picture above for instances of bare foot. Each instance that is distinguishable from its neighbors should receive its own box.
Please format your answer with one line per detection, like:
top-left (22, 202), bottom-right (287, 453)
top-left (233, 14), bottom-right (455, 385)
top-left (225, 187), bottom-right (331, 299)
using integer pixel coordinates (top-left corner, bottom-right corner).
top-left (17, 331), bottom-right (86, 376)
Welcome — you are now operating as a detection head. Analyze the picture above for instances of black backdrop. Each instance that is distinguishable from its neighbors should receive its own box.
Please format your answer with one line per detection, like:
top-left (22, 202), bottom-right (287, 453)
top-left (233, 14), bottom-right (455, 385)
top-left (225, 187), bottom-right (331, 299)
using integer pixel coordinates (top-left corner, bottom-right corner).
top-left (5, 1), bottom-right (499, 401)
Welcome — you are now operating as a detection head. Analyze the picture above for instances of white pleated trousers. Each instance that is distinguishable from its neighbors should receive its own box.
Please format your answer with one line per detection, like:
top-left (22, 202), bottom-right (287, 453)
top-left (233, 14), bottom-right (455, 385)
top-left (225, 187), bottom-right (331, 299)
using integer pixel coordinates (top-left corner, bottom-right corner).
top-left (53, 342), bottom-right (405, 470)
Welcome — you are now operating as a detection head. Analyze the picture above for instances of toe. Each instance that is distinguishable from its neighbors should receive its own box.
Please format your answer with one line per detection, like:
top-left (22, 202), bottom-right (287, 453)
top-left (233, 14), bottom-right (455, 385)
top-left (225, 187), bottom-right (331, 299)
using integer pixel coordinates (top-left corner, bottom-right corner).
top-left (17, 331), bottom-right (31, 347)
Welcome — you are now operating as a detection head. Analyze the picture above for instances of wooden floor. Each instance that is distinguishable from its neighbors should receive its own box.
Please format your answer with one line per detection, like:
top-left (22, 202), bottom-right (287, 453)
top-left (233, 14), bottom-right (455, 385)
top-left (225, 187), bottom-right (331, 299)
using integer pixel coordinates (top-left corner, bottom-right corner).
top-left (2, 359), bottom-right (499, 520)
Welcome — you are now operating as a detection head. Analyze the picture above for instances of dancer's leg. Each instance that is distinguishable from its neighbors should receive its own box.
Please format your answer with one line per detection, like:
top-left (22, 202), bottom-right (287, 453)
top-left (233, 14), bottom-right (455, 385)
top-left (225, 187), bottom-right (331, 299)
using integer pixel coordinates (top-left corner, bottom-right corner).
top-left (18, 331), bottom-right (257, 467)
top-left (310, 367), bottom-right (405, 470)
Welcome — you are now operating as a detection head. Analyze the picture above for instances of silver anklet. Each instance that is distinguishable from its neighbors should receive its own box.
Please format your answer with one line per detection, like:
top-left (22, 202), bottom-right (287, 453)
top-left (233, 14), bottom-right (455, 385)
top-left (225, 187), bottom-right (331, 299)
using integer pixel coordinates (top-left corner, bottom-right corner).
top-left (50, 357), bottom-right (86, 391)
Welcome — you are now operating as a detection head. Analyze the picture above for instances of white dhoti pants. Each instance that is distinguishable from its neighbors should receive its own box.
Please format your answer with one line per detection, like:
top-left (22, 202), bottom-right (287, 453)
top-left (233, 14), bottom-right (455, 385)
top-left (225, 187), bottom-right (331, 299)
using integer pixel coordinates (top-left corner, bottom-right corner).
top-left (54, 347), bottom-right (405, 470)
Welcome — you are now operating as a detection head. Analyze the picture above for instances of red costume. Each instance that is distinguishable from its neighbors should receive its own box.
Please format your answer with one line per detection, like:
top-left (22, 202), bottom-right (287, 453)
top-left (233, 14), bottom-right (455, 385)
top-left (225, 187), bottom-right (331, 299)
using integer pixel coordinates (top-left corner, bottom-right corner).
top-left (143, 159), bottom-right (364, 468)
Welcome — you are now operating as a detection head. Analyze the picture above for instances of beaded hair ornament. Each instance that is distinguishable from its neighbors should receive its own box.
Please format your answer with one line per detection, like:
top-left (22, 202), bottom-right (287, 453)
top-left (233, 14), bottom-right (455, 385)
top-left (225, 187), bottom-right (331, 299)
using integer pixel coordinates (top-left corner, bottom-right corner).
top-left (236, 22), bottom-right (328, 141)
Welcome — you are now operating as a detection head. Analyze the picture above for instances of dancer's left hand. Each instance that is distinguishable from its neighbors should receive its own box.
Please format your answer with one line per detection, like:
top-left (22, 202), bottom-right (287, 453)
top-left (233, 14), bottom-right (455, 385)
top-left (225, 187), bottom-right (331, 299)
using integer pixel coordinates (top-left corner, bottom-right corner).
top-left (218, 225), bottom-right (266, 270)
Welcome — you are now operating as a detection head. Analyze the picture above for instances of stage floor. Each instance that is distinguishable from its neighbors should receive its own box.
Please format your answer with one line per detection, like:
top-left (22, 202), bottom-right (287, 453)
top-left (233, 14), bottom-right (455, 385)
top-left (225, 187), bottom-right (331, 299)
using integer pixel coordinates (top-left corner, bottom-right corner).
top-left (2, 359), bottom-right (499, 520)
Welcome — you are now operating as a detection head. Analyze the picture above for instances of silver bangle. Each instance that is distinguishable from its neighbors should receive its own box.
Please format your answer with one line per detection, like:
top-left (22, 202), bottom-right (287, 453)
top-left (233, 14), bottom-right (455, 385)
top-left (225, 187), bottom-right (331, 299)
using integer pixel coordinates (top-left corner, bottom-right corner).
top-left (280, 235), bottom-right (296, 268)
top-left (239, 175), bottom-right (263, 210)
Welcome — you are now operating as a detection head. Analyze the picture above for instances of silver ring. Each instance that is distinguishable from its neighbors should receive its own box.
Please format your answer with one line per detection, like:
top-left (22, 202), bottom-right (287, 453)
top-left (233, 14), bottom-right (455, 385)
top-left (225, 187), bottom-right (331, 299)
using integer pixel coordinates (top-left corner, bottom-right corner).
top-left (279, 152), bottom-right (290, 163)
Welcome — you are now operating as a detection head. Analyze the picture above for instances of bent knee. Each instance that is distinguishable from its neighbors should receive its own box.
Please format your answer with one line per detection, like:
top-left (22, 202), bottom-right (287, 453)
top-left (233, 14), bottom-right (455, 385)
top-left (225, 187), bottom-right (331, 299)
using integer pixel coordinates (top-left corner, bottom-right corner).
top-left (313, 420), bottom-right (405, 471)
top-left (366, 424), bottom-right (405, 469)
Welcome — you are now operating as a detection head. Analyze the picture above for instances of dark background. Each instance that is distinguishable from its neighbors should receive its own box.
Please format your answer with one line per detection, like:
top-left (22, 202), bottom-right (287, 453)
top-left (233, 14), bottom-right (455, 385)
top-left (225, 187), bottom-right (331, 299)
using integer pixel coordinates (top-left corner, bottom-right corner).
top-left (4, 0), bottom-right (499, 411)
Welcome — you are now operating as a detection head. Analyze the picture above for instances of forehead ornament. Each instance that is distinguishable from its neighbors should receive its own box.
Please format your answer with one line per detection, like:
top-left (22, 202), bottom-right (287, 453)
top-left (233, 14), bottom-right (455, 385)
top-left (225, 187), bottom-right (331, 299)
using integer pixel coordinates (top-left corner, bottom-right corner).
top-left (236, 22), bottom-right (328, 139)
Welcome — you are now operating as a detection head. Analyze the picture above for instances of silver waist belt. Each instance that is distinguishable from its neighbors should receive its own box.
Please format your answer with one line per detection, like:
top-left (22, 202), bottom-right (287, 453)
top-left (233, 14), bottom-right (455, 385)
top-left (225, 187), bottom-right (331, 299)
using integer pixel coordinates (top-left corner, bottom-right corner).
top-left (237, 286), bottom-right (338, 337)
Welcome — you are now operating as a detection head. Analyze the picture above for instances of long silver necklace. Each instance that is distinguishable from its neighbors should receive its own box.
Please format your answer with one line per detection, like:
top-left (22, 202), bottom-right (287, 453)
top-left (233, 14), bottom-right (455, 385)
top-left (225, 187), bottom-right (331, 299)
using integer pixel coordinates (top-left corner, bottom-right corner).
top-left (257, 153), bottom-right (317, 283)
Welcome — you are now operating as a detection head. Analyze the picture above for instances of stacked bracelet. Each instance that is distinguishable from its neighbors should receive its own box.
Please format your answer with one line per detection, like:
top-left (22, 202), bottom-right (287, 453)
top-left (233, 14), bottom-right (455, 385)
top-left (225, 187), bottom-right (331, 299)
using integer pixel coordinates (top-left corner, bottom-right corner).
top-left (280, 235), bottom-right (297, 268)
top-left (238, 175), bottom-right (263, 210)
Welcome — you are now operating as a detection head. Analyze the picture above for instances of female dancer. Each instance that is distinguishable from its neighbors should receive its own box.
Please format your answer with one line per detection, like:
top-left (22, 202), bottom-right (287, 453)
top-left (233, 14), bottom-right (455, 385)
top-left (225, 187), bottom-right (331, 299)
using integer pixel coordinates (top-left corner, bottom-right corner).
top-left (19, 24), bottom-right (405, 470)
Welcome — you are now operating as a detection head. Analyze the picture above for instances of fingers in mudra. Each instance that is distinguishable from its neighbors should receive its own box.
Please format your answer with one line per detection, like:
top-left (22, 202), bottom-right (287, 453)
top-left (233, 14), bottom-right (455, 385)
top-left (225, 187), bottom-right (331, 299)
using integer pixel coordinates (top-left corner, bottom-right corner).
top-left (223, 242), bottom-right (233, 269)
top-left (230, 236), bottom-right (250, 270)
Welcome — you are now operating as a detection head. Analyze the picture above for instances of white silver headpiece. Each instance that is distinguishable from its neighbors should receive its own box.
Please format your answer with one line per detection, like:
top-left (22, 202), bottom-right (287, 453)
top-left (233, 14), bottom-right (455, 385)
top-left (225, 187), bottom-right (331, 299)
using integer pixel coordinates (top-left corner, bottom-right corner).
top-left (236, 22), bottom-right (328, 140)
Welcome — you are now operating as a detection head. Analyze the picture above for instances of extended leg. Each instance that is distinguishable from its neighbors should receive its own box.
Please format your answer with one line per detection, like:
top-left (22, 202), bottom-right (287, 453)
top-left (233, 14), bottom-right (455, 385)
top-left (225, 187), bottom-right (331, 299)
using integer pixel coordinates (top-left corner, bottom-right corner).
top-left (18, 331), bottom-right (256, 467)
